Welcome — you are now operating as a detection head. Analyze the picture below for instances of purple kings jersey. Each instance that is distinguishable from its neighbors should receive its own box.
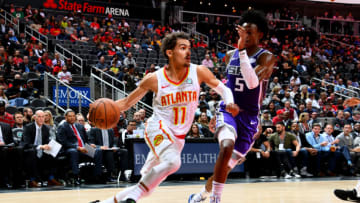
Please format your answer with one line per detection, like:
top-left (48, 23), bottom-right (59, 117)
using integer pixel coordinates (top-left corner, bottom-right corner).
top-left (225, 48), bottom-right (268, 116)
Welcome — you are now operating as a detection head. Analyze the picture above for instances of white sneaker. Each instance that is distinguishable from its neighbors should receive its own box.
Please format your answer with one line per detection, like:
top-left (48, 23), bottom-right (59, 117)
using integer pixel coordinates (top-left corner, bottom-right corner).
top-left (300, 167), bottom-right (313, 177)
top-left (291, 172), bottom-right (301, 179)
top-left (284, 173), bottom-right (293, 179)
top-left (209, 195), bottom-right (220, 203)
top-left (188, 194), bottom-right (206, 203)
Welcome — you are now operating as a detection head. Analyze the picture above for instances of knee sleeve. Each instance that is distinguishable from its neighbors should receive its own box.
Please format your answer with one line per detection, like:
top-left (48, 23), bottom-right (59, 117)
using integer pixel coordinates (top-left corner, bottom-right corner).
top-left (217, 126), bottom-right (236, 144)
top-left (140, 150), bottom-right (181, 193)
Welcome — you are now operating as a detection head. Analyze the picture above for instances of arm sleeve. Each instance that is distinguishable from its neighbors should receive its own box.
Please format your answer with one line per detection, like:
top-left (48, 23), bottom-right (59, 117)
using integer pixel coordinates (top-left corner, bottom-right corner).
top-left (239, 50), bottom-right (259, 89)
top-left (212, 82), bottom-right (234, 105)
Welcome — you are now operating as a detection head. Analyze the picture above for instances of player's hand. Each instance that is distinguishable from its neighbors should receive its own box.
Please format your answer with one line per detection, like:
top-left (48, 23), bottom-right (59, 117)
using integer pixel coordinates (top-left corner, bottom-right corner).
top-left (255, 65), bottom-right (273, 82)
top-left (236, 25), bottom-right (247, 50)
top-left (225, 103), bottom-right (240, 117)
top-left (343, 97), bottom-right (360, 107)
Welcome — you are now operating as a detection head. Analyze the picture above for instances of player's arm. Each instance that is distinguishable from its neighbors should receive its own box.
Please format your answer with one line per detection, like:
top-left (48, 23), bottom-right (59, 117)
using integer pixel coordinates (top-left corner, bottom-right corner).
top-left (115, 72), bottom-right (157, 112)
top-left (197, 65), bottom-right (239, 117)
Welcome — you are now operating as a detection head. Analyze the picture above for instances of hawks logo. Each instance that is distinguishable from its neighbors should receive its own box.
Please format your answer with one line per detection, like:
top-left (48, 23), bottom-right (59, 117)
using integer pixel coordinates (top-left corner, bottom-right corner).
top-left (154, 134), bottom-right (164, 146)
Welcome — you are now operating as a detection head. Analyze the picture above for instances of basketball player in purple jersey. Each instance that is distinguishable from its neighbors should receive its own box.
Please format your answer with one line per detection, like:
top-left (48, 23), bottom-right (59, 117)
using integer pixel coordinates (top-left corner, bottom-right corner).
top-left (189, 10), bottom-right (276, 203)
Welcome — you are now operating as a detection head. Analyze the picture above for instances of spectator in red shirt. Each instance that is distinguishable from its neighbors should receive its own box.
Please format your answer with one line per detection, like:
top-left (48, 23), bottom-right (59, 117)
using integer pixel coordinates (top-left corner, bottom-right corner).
top-left (90, 17), bottom-right (100, 30)
top-left (272, 109), bottom-right (285, 126)
top-left (101, 32), bottom-right (113, 43)
top-left (0, 101), bottom-right (14, 127)
top-left (50, 23), bottom-right (61, 36)
top-left (38, 52), bottom-right (52, 68)
top-left (38, 23), bottom-right (49, 35)
top-left (52, 60), bottom-right (62, 75)
top-left (13, 50), bottom-right (23, 67)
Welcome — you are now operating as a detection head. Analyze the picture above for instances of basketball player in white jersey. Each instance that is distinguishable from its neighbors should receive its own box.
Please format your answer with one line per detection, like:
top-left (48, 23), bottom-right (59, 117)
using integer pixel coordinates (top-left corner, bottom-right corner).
top-left (92, 32), bottom-right (239, 203)
top-left (334, 97), bottom-right (360, 201)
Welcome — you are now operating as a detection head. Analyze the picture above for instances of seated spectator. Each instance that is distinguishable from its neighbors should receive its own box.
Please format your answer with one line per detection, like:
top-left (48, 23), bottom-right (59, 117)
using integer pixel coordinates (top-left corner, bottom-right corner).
top-left (76, 113), bottom-right (91, 133)
top-left (18, 56), bottom-right (32, 73)
top-left (89, 127), bottom-right (116, 182)
top-left (306, 123), bottom-right (337, 176)
top-left (35, 57), bottom-right (51, 77)
top-left (0, 85), bottom-right (8, 104)
top-left (21, 110), bottom-right (62, 187)
top-left (195, 101), bottom-right (213, 120)
top-left (291, 122), bottom-right (316, 177)
top-left (96, 56), bottom-right (108, 72)
top-left (268, 122), bottom-right (301, 178)
top-left (298, 112), bottom-right (310, 135)
top-left (197, 112), bottom-right (213, 137)
top-left (133, 111), bottom-right (145, 130)
top-left (52, 60), bottom-right (62, 75)
top-left (13, 111), bottom-right (24, 129)
top-left (123, 52), bottom-right (136, 67)
top-left (333, 124), bottom-right (356, 167)
top-left (52, 53), bottom-right (64, 68)
top-left (56, 109), bottom-right (103, 185)
top-left (21, 79), bottom-right (40, 99)
top-left (44, 110), bottom-right (56, 140)
top-left (23, 107), bottom-right (33, 125)
top-left (123, 64), bottom-right (137, 92)
top-left (57, 65), bottom-right (72, 84)
top-left (246, 127), bottom-right (271, 178)
top-left (187, 123), bottom-right (204, 139)
top-left (121, 119), bottom-right (137, 139)
top-left (201, 54), bottom-right (214, 68)
top-left (90, 17), bottom-right (100, 30)
top-left (261, 110), bottom-right (273, 126)
top-left (34, 43), bottom-right (46, 58)
top-left (109, 61), bottom-right (119, 76)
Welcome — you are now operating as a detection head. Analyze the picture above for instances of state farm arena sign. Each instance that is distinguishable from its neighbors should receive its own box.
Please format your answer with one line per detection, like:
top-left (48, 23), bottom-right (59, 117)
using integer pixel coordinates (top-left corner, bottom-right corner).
top-left (43, 0), bottom-right (129, 16)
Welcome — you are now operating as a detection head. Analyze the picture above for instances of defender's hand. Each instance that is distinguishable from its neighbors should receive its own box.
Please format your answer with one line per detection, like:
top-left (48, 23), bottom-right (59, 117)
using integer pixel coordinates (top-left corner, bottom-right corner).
top-left (236, 25), bottom-right (247, 50)
top-left (225, 103), bottom-right (240, 117)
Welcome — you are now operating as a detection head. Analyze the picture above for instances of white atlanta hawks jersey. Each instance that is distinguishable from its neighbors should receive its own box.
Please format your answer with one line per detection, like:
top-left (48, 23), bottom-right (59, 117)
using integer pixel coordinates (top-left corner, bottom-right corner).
top-left (150, 63), bottom-right (200, 137)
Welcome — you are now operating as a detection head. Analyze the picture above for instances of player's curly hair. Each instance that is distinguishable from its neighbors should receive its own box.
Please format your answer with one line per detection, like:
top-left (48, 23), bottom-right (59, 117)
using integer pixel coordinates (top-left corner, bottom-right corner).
top-left (161, 32), bottom-right (190, 59)
top-left (239, 9), bottom-right (268, 37)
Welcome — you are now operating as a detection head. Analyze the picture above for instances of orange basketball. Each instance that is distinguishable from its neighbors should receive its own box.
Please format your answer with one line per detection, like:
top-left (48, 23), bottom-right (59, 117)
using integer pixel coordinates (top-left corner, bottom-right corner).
top-left (89, 98), bottom-right (120, 129)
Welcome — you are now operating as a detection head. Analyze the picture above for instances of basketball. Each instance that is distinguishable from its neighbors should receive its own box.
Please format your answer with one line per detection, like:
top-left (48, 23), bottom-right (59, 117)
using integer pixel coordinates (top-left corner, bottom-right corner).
top-left (89, 98), bottom-right (120, 129)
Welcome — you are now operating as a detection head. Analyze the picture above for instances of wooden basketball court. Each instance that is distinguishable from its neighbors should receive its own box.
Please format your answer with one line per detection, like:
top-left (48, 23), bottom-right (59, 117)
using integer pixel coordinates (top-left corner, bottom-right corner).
top-left (0, 179), bottom-right (355, 203)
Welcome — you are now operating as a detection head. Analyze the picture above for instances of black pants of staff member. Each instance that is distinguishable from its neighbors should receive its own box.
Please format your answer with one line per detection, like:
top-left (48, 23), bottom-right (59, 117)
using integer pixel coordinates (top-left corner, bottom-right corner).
top-left (271, 151), bottom-right (293, 176)
top-left (0, 146), bottom-right (24, 187)
top-left (246, 151), bottom-right (272, 178)
top-left (101, 150), bottom-right (115, 176)
top-left (116, 148), bottom-right (129, 177)
top-left (23, 148), bottom-right (57, 181)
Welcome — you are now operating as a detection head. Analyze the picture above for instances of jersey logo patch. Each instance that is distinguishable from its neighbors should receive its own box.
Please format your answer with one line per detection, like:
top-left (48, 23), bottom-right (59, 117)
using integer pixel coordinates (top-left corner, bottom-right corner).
top-left (154, 134), bottom-right (164, 146)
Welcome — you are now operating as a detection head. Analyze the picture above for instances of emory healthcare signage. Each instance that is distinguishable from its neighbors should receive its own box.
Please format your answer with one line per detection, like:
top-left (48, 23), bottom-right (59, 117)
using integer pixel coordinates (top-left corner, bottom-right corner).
top-left (133, 141), bottom-right (244, 175)
top-left (43, 0), bottom-right (130, 16)
top-left (52, 86), bottom-right (91, 107)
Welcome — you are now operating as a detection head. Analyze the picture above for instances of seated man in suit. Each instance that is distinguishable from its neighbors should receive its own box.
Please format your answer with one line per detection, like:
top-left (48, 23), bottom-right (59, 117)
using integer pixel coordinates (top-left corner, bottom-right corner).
top-left (21, 110), bottom-right (62, 187)
top-left (89, 127), bottom-right (116, 182)
top-left (56, 109), bottom-right (102, 185)
top-left (0, 121), bottom-right (18, 188)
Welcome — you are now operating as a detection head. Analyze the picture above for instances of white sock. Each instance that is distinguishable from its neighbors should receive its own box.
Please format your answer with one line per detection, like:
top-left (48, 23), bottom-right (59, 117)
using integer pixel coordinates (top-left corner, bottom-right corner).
top-left (355, 180), bottom-right (360, 197)
top-left (124, 183), bottom-right (147, 201)
top-left (211, 181), bottom-right (224, 199)
top-left (193, 186), bottom-right (210, 201)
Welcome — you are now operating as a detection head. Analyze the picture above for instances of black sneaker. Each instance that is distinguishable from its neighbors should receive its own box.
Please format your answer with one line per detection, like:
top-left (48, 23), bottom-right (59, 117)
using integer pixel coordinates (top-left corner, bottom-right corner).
top-left (120, 198), bottom-right (136, 203)
top-left (334, 189), bottom-right (360, 201)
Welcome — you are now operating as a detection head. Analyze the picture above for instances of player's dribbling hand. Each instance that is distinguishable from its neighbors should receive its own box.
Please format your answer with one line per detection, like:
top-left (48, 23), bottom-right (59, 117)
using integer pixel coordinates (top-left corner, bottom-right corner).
top-left (236, 25), bottom-right (247, 50)
top-left (225, 103), bottom-right (240, 117)
top-left (255, 65), bottom-right (273, 82)
top-left (343, 97), bottom-right (360, 107)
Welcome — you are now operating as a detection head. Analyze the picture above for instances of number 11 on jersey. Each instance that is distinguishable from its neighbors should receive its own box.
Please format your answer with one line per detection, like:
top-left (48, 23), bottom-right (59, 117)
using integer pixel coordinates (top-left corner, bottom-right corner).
top-left (173, 106), bottom-right (186, 125)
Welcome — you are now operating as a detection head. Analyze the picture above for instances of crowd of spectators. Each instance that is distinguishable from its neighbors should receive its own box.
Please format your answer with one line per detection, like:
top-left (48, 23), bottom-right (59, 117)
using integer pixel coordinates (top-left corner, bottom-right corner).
top-left (1, 2), bottom-right (360, 188)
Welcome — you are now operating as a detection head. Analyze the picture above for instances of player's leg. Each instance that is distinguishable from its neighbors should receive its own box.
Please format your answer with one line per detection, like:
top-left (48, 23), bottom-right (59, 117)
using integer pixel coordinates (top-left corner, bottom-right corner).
top-left (189, 126), bottom-right (235, 203)
top-left (334, 180), bottom-right (360, 201)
